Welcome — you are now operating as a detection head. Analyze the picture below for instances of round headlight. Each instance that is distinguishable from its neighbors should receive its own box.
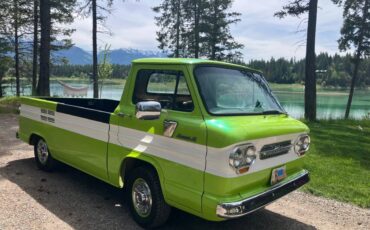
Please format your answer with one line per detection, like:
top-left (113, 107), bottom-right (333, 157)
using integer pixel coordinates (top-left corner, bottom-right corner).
top-left (245, 147), bottom-right (257, 164)
top-left (294, 135), bottom-right (310, 156)
top-left (229, 148), bottom-right (243, 168)
top-left (229, 144), bottom-right (256, 173)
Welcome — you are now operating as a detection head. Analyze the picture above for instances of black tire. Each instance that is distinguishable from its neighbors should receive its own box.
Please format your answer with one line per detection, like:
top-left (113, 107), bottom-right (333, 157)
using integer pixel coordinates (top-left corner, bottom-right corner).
top-left (34, 138), bottom-right (57, 172)
top-left (127, 166), bottom-right (171, 228)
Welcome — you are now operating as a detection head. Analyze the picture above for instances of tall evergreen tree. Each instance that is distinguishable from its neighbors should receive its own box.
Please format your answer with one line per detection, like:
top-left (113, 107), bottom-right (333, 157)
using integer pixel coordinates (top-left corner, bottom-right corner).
top-left (153, 0), bottom-right (243, 61)
top-left (32, 0), bottom-right (38, 95)
top-left (183, 0), bottom-right (207, 58)
top-left (79, 0), bottom-right (113, 98)
top-left (333, 0), bottom-right (370, 118)
top-left (0, 0), bottom-right (33, 97)
top-left (203, 0), bottom-right (243, 61)
top-left (50, 1), bottom-right (76, 52)
top-left (37, 0), bottom-right (51, 96)
top-left (275, 0), bottom-right (318, 121)
top-left (36, 0), bottom-right (76, 96)
top-left (0, 37), bottom-right (13, 97)
top-left (153, 0), bottom-right (185, 57)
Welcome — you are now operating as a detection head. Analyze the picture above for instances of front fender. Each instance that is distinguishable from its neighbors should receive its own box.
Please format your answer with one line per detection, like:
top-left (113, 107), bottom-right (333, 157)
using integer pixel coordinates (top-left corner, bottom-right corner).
top-left (118, 153), bottom-right (168, 200)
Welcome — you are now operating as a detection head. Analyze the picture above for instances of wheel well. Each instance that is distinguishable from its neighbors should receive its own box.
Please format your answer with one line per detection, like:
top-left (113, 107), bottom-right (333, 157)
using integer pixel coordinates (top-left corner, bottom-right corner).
top-left (121, 158), bottom-right (158, 186)
top-left (29, 134), bottom-right (42, 145)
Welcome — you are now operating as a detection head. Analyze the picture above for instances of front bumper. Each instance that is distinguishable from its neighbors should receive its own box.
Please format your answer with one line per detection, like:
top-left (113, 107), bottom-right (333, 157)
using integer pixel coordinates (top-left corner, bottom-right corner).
top-left (216, 170), bottom-right (309, 218)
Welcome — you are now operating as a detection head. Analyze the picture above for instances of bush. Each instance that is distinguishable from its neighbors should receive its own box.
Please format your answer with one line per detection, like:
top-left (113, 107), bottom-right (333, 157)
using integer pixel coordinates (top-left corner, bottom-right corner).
top-left (0, 97), bottom-right (20, 114)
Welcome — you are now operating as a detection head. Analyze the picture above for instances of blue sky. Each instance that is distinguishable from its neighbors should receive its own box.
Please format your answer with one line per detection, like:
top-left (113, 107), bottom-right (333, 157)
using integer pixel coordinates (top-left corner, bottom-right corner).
top-left (69, 0), bottom-right (345, 61)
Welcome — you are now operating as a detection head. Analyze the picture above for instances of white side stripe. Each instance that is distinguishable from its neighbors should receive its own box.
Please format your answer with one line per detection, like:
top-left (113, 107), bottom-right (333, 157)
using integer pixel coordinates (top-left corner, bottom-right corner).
top-left (20, 104), bottom-right (109, 142)
top-left (109, 124), bottom-right (207, 172)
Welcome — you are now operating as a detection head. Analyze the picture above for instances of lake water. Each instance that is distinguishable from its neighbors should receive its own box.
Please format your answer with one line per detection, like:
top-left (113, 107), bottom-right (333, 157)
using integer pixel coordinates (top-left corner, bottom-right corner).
top-left (4, 80), bottom-right (370, 119)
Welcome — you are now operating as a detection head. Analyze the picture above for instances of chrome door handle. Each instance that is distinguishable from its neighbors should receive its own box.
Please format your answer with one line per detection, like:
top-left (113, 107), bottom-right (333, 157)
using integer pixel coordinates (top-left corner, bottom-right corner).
top-left (163, 120), bottom-right (177, 138)
top-left (117, 112), bottom-right (131, 118)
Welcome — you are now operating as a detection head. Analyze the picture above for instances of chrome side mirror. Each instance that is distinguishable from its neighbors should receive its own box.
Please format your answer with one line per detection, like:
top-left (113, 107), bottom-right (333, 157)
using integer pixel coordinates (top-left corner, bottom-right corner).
top-left (136, 101), bottom-right (161, 120)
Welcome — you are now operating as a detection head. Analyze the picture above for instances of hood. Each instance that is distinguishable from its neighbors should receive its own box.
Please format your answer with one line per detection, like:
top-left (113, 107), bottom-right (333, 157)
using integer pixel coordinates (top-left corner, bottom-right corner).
top-left (205, 114), bottom-right (309, 148)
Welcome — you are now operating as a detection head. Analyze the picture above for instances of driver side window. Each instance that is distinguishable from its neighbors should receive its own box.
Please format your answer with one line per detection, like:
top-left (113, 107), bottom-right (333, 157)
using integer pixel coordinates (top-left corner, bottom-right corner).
top-left (133, 70), bottom-right (194, 112)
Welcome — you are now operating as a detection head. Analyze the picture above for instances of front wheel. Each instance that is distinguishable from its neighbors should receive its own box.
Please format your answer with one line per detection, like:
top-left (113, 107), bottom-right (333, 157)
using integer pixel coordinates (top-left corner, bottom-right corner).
top-left (127, 166), bottom-right (171, 228)
top-left (34, 138), bottom-right (57, 171)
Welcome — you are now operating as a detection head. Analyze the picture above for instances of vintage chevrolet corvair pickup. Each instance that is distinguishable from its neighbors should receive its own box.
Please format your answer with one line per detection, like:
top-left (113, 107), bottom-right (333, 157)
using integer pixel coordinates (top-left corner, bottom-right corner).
top-left (18, 58), bottom-right (310, 228)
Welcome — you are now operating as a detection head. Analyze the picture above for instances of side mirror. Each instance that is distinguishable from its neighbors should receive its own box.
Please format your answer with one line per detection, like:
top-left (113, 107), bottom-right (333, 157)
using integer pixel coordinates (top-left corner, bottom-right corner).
top-left (136, 101), bottom-right (162, 120)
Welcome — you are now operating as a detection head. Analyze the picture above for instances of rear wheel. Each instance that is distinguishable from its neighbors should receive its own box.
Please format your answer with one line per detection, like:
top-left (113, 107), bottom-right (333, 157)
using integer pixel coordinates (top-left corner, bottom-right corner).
top-left (34, 138), bottom-right (56, 171)
top-left (127, 166), bottom-right (171, 228)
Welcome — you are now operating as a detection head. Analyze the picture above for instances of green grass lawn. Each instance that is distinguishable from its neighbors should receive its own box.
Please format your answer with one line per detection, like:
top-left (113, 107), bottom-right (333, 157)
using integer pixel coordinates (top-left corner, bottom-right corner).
top-left (303, 119), bottom-right (370, 208)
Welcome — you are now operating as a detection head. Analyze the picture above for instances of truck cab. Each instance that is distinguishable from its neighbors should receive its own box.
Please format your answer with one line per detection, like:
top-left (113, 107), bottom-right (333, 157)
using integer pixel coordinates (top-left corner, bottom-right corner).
top-left (18, 58), bottom-right (310, 228)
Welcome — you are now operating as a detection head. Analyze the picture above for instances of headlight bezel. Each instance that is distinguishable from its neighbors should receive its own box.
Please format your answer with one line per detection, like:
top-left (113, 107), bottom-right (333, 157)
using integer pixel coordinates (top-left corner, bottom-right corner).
top-left (294, 134), bottom-right (310, 156)
top-left (229, 144), bottom-right (257, 174)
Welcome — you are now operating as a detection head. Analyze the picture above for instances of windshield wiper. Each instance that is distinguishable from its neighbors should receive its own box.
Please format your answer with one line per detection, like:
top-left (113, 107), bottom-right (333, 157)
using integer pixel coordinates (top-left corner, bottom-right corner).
top-left (262, 110), bottom-right (287, 115)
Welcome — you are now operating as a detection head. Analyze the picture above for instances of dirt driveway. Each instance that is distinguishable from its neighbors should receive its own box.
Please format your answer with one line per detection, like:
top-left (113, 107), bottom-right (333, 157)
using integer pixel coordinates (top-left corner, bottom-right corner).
top-left (0, 114), bottom-right (369, 230)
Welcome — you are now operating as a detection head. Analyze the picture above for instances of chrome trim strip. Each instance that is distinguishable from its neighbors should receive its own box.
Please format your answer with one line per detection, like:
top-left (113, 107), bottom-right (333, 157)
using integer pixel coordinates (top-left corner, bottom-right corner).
top-left (260, 145), bottom-right (292, 160)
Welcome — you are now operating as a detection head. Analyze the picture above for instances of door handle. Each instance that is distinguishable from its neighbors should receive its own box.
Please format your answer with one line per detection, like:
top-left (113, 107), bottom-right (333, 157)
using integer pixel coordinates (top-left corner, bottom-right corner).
top-left (163, 120), bottom-right (177, 138)
top-left (117, 112), bottom-right (131, 118)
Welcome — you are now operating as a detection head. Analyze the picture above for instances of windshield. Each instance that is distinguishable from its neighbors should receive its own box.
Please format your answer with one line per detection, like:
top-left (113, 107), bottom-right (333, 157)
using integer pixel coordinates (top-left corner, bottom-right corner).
top-left (194, 66), bottom-right (285, 115)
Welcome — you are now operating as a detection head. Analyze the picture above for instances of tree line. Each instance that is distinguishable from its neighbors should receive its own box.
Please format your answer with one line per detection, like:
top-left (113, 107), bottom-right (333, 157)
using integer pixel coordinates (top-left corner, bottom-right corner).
top-left (249, 53), bottom-right (370, 88)
top-left (46, 52), bottom-right (370, 88)
top-left (51, 63), bottom-right (130, 79)
top-left (3, 51), bottom-right (362, 91)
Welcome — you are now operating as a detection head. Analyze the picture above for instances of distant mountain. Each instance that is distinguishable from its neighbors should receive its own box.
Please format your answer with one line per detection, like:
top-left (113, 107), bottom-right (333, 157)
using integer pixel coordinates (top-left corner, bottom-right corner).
top-left (53, 46), bottom-right (92, 65)
top-left (108, 48), bottom-right (166, 65)
top-left (53, 46), bottom-right (166, 65)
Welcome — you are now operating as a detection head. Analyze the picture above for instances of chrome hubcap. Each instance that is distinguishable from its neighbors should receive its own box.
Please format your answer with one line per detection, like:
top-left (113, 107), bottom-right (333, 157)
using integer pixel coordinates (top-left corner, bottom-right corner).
top-left (132, 178), bottom-right (152, 217)
top-left (37, 140), bottom-right (49, 165)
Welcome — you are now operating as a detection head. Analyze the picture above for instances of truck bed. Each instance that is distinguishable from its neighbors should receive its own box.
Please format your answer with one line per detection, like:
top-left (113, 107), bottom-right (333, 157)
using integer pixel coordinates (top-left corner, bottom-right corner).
top-left (40, 98), bottom-right (119, 123)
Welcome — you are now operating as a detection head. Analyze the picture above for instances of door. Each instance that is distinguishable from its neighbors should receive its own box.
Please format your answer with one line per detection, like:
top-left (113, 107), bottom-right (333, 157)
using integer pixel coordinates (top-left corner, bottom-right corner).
top-left (116, 65), bottom-right (207, 213)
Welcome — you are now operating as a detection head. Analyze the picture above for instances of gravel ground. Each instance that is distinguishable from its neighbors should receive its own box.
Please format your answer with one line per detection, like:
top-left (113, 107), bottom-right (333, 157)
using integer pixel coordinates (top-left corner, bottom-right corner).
top-left (0, 114), bottom-right (369, 230)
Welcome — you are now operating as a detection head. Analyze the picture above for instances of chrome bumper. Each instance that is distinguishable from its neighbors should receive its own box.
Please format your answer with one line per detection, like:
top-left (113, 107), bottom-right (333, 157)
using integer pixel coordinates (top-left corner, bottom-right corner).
top-left (216, 170), bottom-right (310, 218)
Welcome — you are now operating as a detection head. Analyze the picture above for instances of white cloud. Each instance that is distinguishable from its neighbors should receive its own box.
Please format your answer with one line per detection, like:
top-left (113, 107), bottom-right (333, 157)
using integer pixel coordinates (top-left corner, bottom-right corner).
top-left (67, 0), bottom-right (345, 61)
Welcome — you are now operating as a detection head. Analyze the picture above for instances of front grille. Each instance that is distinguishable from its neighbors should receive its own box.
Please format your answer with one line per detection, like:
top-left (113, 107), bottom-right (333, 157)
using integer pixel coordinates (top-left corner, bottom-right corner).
top-left (260, 140), bottom-right (292, 160)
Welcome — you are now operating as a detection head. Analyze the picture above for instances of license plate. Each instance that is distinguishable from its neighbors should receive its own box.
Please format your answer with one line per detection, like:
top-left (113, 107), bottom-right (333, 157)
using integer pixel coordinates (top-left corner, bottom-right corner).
top-left (271, 166), bottom-right (287, 185)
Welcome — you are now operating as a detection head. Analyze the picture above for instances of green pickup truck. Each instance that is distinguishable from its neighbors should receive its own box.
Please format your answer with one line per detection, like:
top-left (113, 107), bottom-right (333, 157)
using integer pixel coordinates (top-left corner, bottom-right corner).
top-left (18, 58), bottom-right (310, 228)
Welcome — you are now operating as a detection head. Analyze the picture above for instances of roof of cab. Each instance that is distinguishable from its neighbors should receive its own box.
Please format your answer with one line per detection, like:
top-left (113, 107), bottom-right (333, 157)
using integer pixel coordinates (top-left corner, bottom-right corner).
top-left (132, 58), bottom-right (260, 73)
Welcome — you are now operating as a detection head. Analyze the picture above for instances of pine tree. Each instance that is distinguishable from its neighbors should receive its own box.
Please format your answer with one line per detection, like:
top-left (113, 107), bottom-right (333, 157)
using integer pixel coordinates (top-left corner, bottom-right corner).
top-left (37, 0), bottom-right (51, 96)
top-left (50, 0), bottom-right (76, 52)
top-left (0, 0), bottom-right (33, 97)
top-left (275, 0), bottom-right (318, 121)
top-left (153, 0), bottom-right (185, 57)
top-left (37, 0), bottom-right (76, 96)
top-left (333, 0), bottom-right (370, 118)
top-left (153, 0), bottom-right (243, 61)
top-left (182, 0), bottom-right (208, 58)
top-left (79, 0), bottom-right (113, 98)
top-left (203, 0), bottom-right (243, 61)
top-left (32, 0), bottom-right (38, 95)
top-left (0, 37), bottom-right (13, 97)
